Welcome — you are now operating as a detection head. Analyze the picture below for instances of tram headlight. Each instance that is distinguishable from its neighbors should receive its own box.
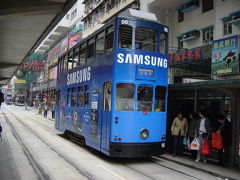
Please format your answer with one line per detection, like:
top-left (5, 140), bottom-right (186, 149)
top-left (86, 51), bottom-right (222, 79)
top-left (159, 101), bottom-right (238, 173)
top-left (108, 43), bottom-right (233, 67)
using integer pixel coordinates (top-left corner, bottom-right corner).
top-left (140, 128), bottom-right (149, 139)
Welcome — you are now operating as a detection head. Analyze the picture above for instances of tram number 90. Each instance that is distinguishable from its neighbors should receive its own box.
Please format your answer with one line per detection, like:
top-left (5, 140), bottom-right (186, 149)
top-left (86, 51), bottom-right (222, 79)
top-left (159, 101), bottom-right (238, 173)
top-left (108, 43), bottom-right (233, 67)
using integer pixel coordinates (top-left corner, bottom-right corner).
top-left (121, 20), bottom-right (129, 25)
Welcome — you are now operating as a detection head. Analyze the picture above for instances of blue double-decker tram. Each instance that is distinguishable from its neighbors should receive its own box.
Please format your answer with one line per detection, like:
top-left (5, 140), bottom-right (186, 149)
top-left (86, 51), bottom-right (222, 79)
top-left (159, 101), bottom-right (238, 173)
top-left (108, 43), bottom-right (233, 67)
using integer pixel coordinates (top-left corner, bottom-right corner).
top-left (55, 11), bottom-right (169, 157)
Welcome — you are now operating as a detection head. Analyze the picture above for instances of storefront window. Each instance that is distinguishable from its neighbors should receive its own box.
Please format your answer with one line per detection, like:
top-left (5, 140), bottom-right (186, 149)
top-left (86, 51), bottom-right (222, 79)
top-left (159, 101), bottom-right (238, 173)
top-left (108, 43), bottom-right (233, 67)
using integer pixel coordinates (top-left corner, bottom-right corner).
top-left (116, 83), bottom-right (135, 111)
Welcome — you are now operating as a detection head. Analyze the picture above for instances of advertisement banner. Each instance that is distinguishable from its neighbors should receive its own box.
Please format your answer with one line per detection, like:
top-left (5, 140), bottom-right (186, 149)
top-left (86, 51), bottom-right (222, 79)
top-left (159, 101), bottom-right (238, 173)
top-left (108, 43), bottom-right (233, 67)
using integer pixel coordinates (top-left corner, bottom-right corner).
top-left (211, 35), bottom-right (239, 76)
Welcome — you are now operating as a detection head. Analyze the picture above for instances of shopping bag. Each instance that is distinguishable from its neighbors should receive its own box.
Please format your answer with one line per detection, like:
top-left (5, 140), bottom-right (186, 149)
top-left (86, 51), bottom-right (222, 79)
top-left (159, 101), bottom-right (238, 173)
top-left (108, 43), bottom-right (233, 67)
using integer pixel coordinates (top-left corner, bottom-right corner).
top-left (212, 133), bottom-right (223, 150)
top-left (201, 139), bottom-right (211, 155)
top-left (183, 137), bottom-right (189, 145)
top-left (190, 138), bottom-right (199, 150)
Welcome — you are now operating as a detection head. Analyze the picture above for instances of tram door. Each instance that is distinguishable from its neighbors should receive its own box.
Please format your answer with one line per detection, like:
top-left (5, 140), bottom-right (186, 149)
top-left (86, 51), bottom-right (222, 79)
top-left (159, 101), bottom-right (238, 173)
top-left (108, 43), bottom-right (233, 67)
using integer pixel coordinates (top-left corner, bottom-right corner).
top-left (101, 81), bottom-right (112, 151)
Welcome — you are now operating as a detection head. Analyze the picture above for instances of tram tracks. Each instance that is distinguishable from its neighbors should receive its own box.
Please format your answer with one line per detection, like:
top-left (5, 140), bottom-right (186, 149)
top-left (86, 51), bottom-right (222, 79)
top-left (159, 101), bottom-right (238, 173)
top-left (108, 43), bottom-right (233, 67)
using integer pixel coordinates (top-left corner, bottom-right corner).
top-left (3, 108), bottom-right (95, 180)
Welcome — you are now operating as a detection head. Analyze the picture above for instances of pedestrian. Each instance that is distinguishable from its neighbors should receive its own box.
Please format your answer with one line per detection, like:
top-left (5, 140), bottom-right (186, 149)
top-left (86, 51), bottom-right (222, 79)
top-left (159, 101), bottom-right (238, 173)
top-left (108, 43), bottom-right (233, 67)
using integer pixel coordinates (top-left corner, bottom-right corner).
top-left (217, 114), bottom-right (232, 166)
top-left (188, 112), bottom-right (198, 159)
top-left (171, 111), bottom-right (188, 157)
top-left (225, 111), bottom-right (231, 122)
top-left (0, 89), bottom-right (4, 109)
top-left (0, 123), bottom-right (2, 141)
top-left (50, 101), bottom-right (55, 119)
top-left (195, 110), bottom-right (212, 163)
top-left (43, 103), bottom-right (48, 117)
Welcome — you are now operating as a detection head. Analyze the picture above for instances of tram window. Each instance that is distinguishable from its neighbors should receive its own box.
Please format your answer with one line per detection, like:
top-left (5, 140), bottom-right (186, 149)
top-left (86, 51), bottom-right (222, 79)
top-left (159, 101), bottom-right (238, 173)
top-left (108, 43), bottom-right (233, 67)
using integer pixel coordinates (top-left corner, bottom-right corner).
top-left (86, 38), bottom-right (94, 62)
top-left (68, 53), bottom-right (73, 70)
top-left (67, 88), bottom-right (71, 107)
top-left (84, 85), bottom-right (89, 108)
top-left (71, 87), bottom-right (77, 107)
top-left (64, 56), bottom-right (67, 72)
top-left (116, 83), bottom-right (135, 111)
top-left (118, 25), bottom-right (133, 49)
top-left (154, 86), bottom-right (166, 112)
top-left (106, 25), bottom-right (114, 54)
top-left (73, 48), bottom-right (79, 68)
top-left (56, 90), bottom-right (61, 106)
top-left (96, 31), bottom-right (105, 57)
top-left (77, 86), bottom-right (84, 107)
top-left (137, 85), bottom-right (153, 112)
top-left (135, 27), bottom-right (157, 52)
top-left (103, 81), bottom-right (112, 110)
top-left (160, 33), bottom-right (168, 55)
top-left (80, 44), bottom-right (86, 65)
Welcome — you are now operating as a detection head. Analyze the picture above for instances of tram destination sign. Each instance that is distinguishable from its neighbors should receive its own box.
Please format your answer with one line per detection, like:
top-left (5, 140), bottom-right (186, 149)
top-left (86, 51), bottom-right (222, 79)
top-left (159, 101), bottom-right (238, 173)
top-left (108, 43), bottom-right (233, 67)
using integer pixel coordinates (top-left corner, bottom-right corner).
top-left (169, 45), bottom-right (212, 66)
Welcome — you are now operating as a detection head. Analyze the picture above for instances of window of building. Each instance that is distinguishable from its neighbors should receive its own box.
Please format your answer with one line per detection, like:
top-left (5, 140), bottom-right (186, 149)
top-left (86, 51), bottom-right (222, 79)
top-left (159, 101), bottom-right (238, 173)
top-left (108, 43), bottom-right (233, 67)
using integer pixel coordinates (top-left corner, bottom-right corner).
top-left (135, 27), bottom-right (157, 52)
top-left (79, 43), bottom-right (86, 65)
top-left (178, 10), bottom-right (184, 22)
top-left (116, 83), bottom-right (135, 111)
top-left (202, 27), bottom-right (213, 43)
top-left (103, 81), bottom-right (112, 110)
top-left (67, 88), bottom-right (71, 107)
top-left (177, 37), bottom-right (184, 50)
top-left (106, 25), bottom-right (114, 54)
top-left (137, 85), bottom-right (153, 112)
top-left (118, 24), bottom-right (133, 49)
top-left (223, 18), bottom-right (232, 35)
top-left (95, 31), bottom-right (105, 57)
top-left (77, 86), bottom-right (84, 107)
top-left (160, 33), bottom-right (168, 54)
top-left (155, 86), bottom-right (166, 112)
top-left (202, 0), bottom-right (213, 13)
top-left (71, 87), bottom-right (77, 107)
top-left (86, 38), bottom-right (94, 62)
top-left (84, 85), bottom-right (89, 108)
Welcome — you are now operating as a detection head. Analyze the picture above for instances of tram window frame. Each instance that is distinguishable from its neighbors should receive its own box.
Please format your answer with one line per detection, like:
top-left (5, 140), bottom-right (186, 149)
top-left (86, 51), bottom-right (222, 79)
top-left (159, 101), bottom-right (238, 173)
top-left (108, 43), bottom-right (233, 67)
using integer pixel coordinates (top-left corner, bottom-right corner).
top-left (154, 86), bottom-right (166, 112)
top-left (103, 81), bottom-right (112, 110)
top-left (68, 52), bottom-right (73, 70)
top-left (84, 85), bottom-right (89, 108)
top-left (135, 26), bottom-right (158, 52)
top-left (137, 85), bottom-right (153, 112)
top-left (79, 43), bottom-right (86, 65)
top-left (95, 30), bottom-right (105, 58)
top-left (64, 55), bottom-right (68, 72)
top-left (86, 38), bottom-right (94, 62)
top-left (71, 87), bottom-right (77, 107)
top-left (160, 32), bottom-right (168, 55)
top-left (77, 86), bottom-right (84, 107)
top-left (67, 88), bottom-right (71, 107)
top-left (116, 83), bottom-right (135, 111)
top-left (106, 25), bottom-right (114, 54)
top-left (118, 24), bottom-right (133, 49)
top-left (73, 47), bottom-right (79, 68)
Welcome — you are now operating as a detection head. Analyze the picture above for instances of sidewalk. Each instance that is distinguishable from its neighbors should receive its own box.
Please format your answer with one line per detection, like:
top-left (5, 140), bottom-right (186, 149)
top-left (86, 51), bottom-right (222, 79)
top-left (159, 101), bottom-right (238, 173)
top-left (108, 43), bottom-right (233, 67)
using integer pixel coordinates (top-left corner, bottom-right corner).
top-left (160, 153), bottom-right (240, 180)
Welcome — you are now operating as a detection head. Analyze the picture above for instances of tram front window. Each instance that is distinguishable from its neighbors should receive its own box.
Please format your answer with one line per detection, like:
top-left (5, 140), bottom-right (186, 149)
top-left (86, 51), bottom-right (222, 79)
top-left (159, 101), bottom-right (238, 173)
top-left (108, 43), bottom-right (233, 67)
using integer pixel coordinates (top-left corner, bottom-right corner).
top-left (116, 83), bottom-right (135, 111)
top-left (118, 24), bottom-right (133, 49)
top-left (137, 85), bottom-right (153, 112)
top-left (155, 86), bottom-right (166, 112)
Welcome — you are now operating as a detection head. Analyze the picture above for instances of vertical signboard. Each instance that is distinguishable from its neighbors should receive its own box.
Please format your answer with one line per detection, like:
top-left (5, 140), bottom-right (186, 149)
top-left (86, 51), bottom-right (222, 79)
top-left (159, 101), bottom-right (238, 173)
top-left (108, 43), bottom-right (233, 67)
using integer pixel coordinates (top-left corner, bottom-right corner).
top-left (212, 35), bottom-right (239, 76)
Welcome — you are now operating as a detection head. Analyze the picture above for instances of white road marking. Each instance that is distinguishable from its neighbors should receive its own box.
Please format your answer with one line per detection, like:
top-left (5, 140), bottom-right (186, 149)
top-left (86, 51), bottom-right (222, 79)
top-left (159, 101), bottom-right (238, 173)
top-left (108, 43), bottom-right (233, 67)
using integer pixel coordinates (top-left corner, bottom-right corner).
top-left (98, 164), bottom-right (126, 180)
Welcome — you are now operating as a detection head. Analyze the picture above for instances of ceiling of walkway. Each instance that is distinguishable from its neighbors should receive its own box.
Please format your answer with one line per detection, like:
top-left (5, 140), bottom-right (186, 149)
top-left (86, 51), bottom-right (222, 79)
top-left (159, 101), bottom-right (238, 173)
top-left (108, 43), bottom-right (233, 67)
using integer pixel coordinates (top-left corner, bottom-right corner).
top-left (0, 0), bottom-right (77, 86)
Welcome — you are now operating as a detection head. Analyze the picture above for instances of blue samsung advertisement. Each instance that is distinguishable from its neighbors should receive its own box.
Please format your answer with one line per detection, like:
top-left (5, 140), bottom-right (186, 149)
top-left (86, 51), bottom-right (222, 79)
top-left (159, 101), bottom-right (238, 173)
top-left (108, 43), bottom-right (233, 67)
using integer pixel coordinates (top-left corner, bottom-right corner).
top-left (55, 14), bottom-right (169, 157)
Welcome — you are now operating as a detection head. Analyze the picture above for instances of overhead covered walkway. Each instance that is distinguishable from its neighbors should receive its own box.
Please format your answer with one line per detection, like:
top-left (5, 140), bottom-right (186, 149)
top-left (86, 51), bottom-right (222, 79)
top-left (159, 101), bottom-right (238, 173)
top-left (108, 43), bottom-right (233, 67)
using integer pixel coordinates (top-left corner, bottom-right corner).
top-left (0, 0), bottom-right (77, 85)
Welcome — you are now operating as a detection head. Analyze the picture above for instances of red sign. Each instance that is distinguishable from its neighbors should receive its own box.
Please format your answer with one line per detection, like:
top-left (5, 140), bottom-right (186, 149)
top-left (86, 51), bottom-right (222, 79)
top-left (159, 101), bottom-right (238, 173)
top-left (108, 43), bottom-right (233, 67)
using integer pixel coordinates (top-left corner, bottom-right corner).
top-left (19, 60), bottom-right (45, 71)
top-left (169, 45), bottom-right (212, 66)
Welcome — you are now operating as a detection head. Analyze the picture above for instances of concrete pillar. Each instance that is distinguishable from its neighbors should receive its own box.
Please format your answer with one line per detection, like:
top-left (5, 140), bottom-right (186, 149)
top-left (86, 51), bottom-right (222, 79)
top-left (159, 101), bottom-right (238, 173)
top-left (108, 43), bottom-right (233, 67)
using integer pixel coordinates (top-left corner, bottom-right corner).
top-left (140, 0), bottom-right (149, 12)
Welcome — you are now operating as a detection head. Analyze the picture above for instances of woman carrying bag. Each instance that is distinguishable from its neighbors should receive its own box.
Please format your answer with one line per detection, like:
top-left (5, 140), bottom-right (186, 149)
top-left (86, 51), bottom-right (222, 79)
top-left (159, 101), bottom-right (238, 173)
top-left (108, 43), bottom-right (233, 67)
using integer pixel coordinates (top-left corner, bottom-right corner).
top-left (195, 110), bottom-right (211, 163)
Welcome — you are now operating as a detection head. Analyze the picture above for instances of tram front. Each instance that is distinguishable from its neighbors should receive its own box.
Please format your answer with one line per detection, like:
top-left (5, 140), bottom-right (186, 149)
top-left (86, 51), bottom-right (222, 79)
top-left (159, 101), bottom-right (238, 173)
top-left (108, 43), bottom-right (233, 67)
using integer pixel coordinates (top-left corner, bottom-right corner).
top-left (109, 14), bottom-right (169, 157)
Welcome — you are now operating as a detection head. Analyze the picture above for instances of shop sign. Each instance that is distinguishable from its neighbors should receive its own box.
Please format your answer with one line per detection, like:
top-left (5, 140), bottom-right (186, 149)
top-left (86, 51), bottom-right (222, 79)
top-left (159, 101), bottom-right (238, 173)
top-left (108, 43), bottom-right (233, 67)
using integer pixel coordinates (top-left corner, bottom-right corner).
top-left (211, 35), bottom-right (239, 75)
top-left (69, 34), bottom-right (82, 49)
top-left (18, 60), bottom-right (45, 71)
top-left (169, 45), bottom-right (211, 66)
top-left (14, 79), bottom-right (26, 84)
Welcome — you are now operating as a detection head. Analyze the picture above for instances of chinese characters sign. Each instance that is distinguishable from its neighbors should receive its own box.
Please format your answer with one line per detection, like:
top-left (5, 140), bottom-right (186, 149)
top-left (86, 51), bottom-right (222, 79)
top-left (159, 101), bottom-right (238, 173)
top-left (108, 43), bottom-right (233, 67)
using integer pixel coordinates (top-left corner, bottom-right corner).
top-left (169, 45), bottom-right (211, 66)
top-left (19, 60), bottom-right (45, 71)
top-left (212, 35), bottom-right (239, 75)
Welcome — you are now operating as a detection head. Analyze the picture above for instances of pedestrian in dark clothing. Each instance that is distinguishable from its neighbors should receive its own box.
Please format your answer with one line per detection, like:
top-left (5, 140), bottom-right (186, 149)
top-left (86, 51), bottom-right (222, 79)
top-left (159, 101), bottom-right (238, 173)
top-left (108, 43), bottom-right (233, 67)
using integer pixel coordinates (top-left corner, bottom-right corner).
top-left (195, 110), bottom-right (211, 163)
top-left (217, 114), bottom-right (232, 166)
top-left (50, 101), bottom-right (55, 119)
top-left (171, 111), bottom-right (188, 157)
top-left (0, 90), bottom-right (4, 109)
top-left (43, 103), bottom-right (48, 117)
top-left (0, 123), bottom-right (2, 141)
top-left (188, 112), bottom-right (198, 159)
